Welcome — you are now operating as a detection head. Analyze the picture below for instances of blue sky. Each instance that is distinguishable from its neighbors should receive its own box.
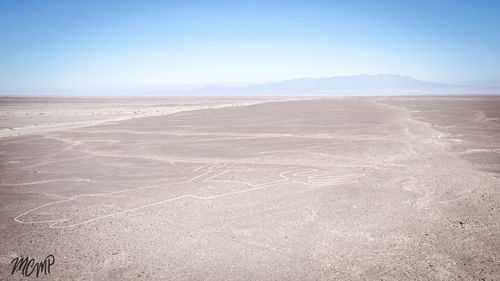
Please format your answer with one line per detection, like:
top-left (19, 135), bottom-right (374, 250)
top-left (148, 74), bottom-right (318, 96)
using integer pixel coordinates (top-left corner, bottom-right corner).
top-left (0, 0), bottom-right (499, 94)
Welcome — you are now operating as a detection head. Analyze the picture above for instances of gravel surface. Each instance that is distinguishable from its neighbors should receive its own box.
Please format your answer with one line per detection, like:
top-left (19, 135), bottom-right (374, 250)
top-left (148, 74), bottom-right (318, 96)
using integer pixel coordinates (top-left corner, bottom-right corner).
top-left (0, 96), bottom-right (499, 280)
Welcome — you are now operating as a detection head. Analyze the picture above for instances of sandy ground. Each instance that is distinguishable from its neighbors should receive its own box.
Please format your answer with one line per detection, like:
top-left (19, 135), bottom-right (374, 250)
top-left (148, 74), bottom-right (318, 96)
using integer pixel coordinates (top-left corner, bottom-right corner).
top-left (0, 96), bottom-right (499, 280)
top-left (0, 96), bottom-right (291, 138)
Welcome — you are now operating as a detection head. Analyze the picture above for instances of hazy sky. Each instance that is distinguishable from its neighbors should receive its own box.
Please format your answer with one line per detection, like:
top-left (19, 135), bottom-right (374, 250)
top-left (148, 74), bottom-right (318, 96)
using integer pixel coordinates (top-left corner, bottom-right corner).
top-left (1, 0), bottom-right (499, 93)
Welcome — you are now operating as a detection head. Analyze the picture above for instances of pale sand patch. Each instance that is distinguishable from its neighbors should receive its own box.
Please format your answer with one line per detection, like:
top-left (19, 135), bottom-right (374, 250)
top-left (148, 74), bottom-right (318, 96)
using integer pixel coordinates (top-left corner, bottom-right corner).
top-left (0, 97), bottom-right (298, 138)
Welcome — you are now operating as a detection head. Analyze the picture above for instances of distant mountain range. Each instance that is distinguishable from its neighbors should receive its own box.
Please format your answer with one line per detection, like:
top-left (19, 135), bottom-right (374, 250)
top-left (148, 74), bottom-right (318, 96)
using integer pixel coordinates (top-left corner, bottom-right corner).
top-left (187, 74), bottom-right (472, 96)
top-left (3, 74), bottom-right (492, 96)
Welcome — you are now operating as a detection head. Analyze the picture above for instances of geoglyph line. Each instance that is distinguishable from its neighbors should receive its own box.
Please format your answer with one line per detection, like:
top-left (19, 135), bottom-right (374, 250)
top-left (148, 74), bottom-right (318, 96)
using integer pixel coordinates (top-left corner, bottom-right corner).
top-left (14, 163), bottom-right (363, 228)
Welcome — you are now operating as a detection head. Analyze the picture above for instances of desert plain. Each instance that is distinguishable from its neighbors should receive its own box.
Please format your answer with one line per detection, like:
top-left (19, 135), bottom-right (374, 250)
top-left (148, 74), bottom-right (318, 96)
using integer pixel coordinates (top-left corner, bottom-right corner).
top-left (0, 96), bottom-right (499, 280)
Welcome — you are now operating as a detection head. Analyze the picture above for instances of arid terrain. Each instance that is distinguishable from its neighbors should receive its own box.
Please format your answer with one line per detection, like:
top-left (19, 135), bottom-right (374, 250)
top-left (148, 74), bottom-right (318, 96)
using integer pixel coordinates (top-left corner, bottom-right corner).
top-left (0, 96), bottom-right (499, 280)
